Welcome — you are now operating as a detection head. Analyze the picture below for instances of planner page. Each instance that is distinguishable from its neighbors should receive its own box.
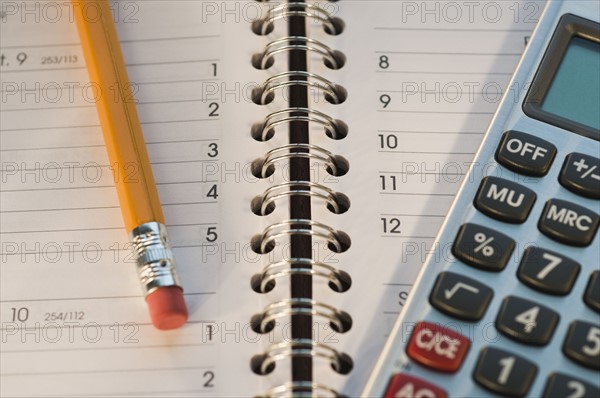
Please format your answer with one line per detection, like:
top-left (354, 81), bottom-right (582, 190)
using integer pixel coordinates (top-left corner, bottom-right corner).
top-left (0, 1), bottom-right (284, 396)
top-left (307, 0), bottom-right (545, 394)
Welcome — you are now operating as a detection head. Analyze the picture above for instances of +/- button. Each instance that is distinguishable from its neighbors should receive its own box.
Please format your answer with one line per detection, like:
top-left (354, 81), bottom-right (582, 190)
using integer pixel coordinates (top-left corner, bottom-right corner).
top-left (559, 153), bottom-right (600, 199)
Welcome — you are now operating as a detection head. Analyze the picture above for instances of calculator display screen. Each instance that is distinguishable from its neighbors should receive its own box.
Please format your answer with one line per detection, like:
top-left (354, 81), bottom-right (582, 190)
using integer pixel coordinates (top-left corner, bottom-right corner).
top-left (541, 37), bottom-right (600, 132)
top-left (523, 14), bottom-right (600, 141)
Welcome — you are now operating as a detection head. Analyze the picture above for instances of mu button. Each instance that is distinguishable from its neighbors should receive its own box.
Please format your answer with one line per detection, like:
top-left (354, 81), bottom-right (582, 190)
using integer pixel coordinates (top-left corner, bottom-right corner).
top-left (538, 199), bottom-right (599, 246)
top-left (406, 321), bottom-right (471, 373)
top-left (474, 177), bottom-right (536, 223)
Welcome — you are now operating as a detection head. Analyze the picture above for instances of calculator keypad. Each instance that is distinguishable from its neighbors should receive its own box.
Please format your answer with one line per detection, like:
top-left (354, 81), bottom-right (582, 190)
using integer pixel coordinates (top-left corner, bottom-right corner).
top-left (559, 153), bottom-right (600, 199)
top-left (429, 272), bottom-right (493, 321)
top-left (495, 296), bottom-right (560, 346)
top-left (517, 247), bottom-right (581, 295)
top-left (495, 130), bottom-right (557, 176)
top-left (383, 127), bottom-right (599, 396)
top-left (472, 347), bottom-right (538, 397)
top-left (474, 177), bottom-right (536, 223)
top-left (538, 199), bottom-right (600, 246)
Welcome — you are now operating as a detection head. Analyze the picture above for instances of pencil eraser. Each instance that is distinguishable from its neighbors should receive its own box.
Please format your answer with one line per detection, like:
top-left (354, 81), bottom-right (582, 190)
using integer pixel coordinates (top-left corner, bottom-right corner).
top-left (146, 286), bottom-right (188, 330)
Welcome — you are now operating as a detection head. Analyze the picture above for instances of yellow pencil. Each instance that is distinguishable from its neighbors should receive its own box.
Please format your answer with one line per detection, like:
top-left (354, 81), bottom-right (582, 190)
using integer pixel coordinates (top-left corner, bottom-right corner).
top-left (72, 0), bottom-right (188, 330)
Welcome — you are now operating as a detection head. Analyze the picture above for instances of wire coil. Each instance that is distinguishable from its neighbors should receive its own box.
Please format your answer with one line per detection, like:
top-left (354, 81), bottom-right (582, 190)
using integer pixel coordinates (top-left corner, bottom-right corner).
top-left (253, 36), bottom-right (345, 70)
top-left (250, 2), bottom-right (350, 396)
top-left (252, 107), bottom-right (348, 141)
top-left (251, 339), bottom-right (353, 376)
top-left (259, 382), bottom-right (342, 398)
top-left (251, 143), bottom-right (349, 179)
top-left (251, 219), bottom-right (351, 254)
top-left (252, 71), bottom-right (347, 105)
top-left (251, 258), bottom-right (352, 294)
top-left (251, 181), bottom-right (350, 215)
top-left (252, 2), bottom-right (343, 36)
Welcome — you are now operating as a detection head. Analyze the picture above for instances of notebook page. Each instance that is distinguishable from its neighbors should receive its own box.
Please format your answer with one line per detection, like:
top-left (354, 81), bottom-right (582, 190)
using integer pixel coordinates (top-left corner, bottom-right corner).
top-left (0, 1), bottom-right (271, 396)
top-left (307, 0), bottom-right (544, 394)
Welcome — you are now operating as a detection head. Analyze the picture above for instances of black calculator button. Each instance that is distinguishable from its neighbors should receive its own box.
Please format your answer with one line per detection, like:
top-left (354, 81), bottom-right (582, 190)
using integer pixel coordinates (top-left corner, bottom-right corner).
top-left (559, 153), bottom-right (600, 199)
top-left (495, 296), bottom-right (559, 346)
top-left (474, 177), bottom-right (536, 223)
top-left (473, 347), bottom-right (537, 397)
top-left (495, 130), bottom-right (557, 177)
top-left (453, 224), bottom-right (515, 272)
top-left (563, 321), bottom-right (600, 370)
top-left (429, 272), bottom-right (493, 321)
top-left (538, 199), bottom-right (600, 247)
top-left (542, 373), bottom-right (600, 398)
top-left (584, 271), bottom-right (600, 314)
top-left (517, 247), bottom-right (581, 295)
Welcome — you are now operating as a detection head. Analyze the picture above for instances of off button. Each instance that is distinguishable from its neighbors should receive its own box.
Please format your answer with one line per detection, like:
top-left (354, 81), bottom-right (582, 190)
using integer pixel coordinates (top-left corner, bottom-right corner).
top-left (496, 131), bottom-right (557, 177)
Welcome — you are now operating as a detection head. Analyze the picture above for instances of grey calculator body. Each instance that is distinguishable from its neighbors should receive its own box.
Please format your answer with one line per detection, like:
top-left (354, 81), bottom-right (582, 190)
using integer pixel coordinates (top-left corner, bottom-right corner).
top-left (363, 1), bottom-right (600, 397)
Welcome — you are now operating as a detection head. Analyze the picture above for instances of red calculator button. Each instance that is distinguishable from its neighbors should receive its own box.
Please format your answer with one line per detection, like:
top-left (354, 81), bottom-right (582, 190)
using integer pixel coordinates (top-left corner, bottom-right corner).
top-left (406, 322), bottom-right (471, 372)
top-left (384, 374), bottom-right (447, 398)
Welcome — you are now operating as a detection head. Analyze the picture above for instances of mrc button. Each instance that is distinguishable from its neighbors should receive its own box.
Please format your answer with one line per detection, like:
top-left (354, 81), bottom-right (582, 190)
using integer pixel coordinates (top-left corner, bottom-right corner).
top-left (496, 131), bottom-right (557, 177)
top-left (538, 199), bottom-right (599, 246)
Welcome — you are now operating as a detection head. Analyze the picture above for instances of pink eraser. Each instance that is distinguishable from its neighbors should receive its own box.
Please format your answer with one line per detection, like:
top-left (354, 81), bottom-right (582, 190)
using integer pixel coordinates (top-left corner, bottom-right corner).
top-left (145, 286), bottom-right (188, 330)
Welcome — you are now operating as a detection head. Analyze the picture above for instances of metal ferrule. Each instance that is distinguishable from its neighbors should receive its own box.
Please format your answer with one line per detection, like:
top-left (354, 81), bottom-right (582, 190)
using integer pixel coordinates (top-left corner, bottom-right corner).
top-left (129, 222), bottom-right (181, 296)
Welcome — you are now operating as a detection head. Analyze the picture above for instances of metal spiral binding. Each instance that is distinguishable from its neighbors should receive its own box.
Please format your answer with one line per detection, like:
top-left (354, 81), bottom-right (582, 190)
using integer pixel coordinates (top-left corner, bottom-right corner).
top-left (251, 298), bottom-right (353, 334)
top-left (254, 107), bottom-right (347, 141)
top-left (253, 71), bottom-right (345, 105)
top-left (252, 181), bottom-right (348, 215)
top-left (252, 143), bottom-right (348, 178)
top-left (253, 2), bottom-right (342, 36)
top-left (252, 219), bottom-right (349, 254)
top-left (254, 36), bottom-right (344, 69)
top-left (251, 339), bottom-right (353, 376)
top-left (250, 1), bottom-right (350, 396)
top-left (260, 382), bottom-right (341, 398)
top-left (251, 258), bottom-right (351, 294)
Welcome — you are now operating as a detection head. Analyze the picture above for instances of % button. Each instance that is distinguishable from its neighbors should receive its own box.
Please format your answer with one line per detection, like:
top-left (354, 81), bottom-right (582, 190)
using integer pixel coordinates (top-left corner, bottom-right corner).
top-left (452, 224), bottom-right (515, 272)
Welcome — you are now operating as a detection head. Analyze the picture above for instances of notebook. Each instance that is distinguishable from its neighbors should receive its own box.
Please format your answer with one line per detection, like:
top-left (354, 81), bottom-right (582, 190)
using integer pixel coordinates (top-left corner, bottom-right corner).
top-left (0, 0), bottom-right (542, 396)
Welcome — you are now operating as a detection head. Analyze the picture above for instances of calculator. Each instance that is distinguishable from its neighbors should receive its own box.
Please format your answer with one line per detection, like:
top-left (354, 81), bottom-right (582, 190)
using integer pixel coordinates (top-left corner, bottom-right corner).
top-left (362, 1), bottom-right (600, 397)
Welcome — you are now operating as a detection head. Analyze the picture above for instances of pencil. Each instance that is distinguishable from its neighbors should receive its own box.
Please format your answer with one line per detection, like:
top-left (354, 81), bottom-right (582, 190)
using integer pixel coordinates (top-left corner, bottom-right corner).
top-left (71, 0), bottom-right (188, 330)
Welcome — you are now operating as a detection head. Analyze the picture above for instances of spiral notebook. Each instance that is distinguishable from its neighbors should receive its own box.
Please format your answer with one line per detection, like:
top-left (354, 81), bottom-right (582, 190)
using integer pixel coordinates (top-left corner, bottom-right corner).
top-left (1, 0), bottom-right (541, 396)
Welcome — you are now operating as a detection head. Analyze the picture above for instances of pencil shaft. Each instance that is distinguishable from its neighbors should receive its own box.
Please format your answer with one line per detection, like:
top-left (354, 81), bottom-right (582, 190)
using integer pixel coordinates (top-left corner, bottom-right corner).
top-left (72, 0), bottom-right (164, 231)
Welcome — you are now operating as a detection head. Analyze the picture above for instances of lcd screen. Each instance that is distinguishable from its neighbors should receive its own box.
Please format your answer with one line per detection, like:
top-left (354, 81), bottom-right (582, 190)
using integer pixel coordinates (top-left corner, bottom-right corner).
top-left (541, 37), bottom-right (600, 132)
